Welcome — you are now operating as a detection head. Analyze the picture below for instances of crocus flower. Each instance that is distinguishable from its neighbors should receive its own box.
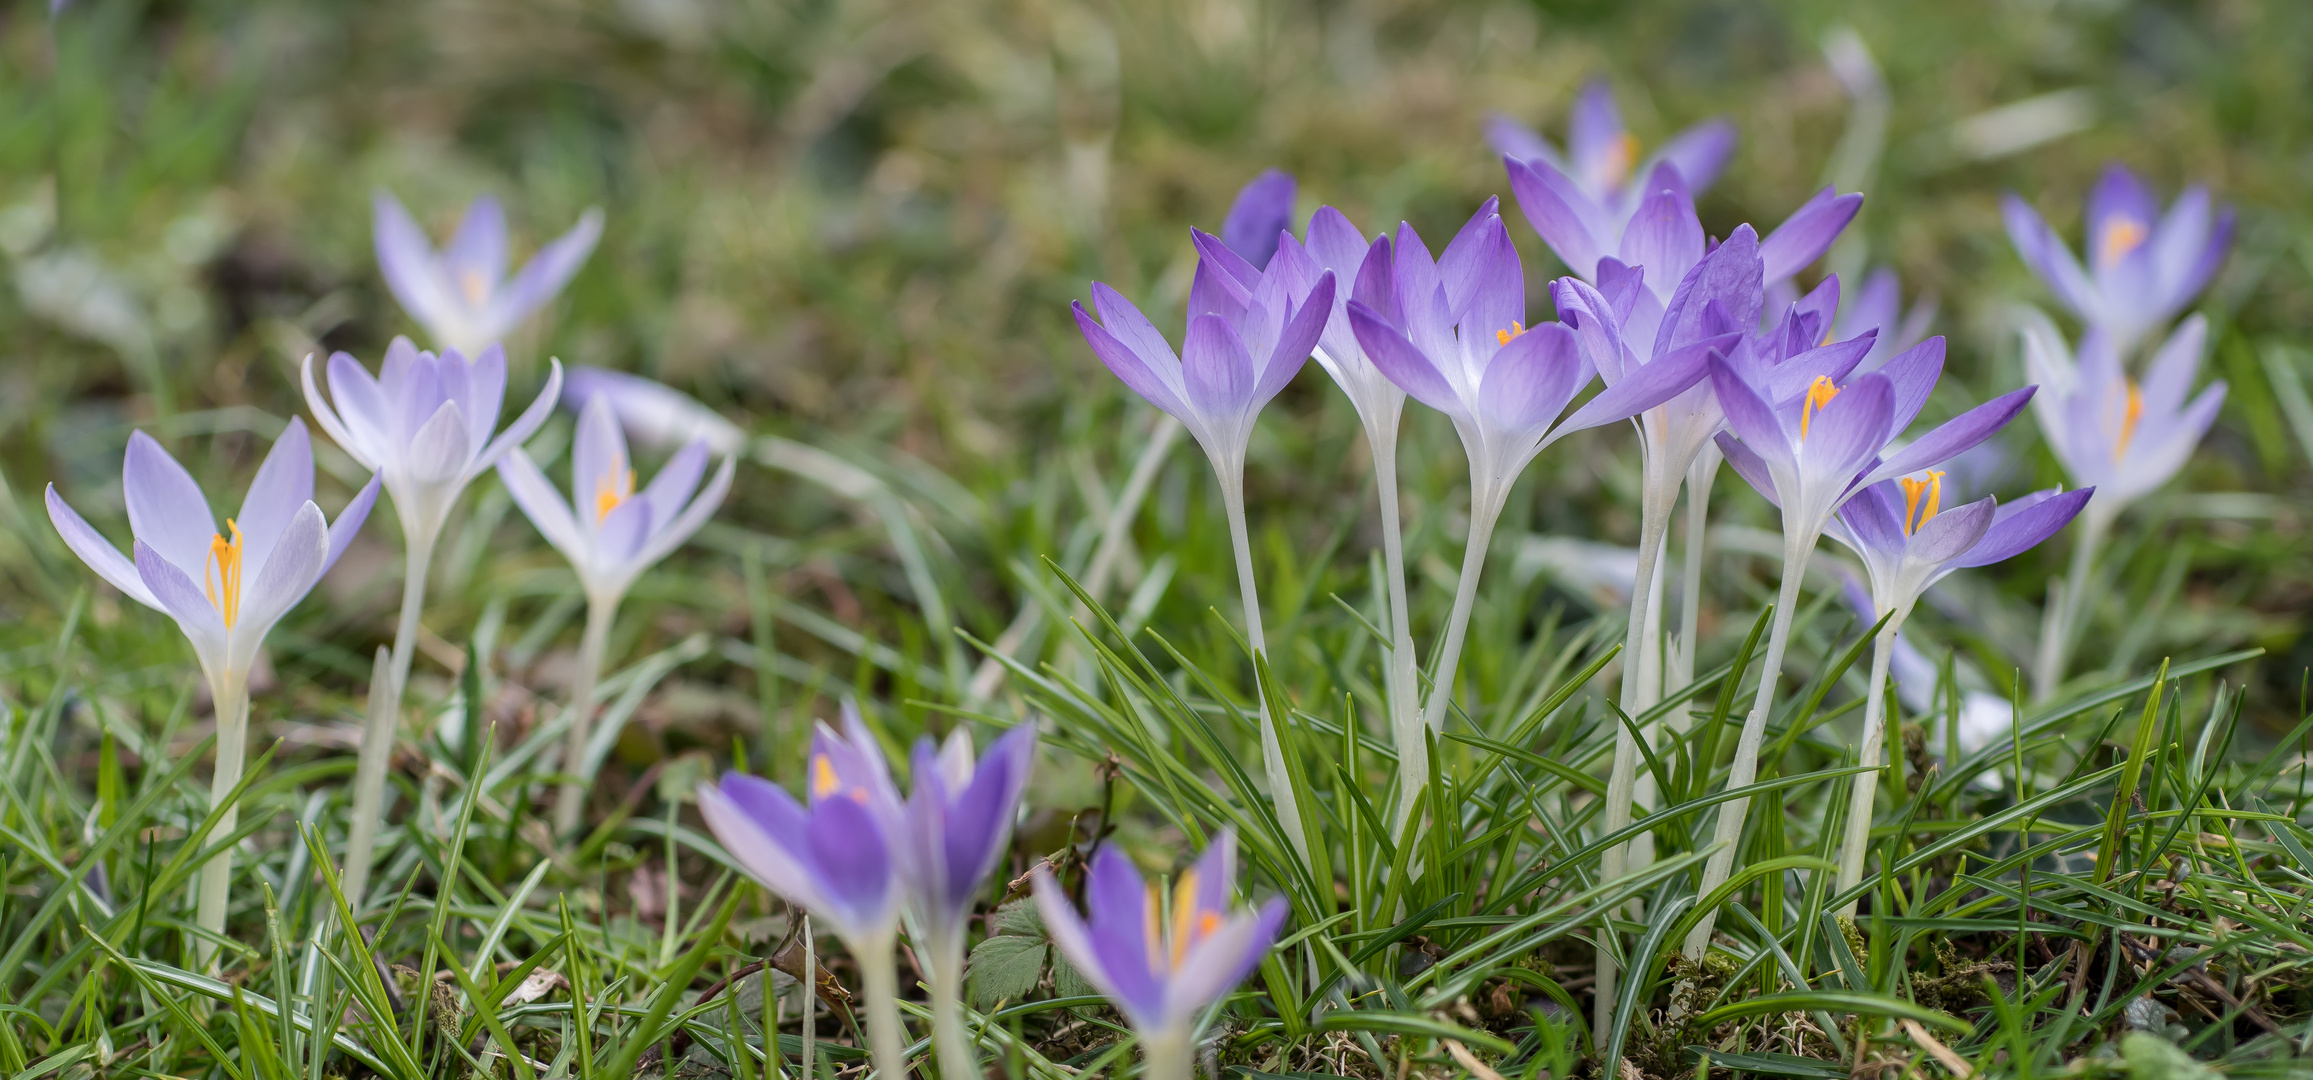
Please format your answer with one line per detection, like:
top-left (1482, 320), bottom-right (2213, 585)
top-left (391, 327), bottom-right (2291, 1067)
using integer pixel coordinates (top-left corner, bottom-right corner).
top-left (1833, 267), bottom-right (1937, 372)
top-left (500, 392), bottom-right (736, 832)
top-left (700, 707), bottom-right (913, 1080)
top-left (303, 335), bottom-right (563, 901)
top-left (2002, 164), bottom-right (2232, 355)
top-left (1073, 231), bottom-right (1333, 861)
top-left (1823, 478), bottom-right (2089, 909)
top-left (1487, 80), bottom-right (1735, 273)
top-left (47, 420), bottom-right (379, 964)
top-left (1348, 203), bottom-right (1716, 792)
top-left (904, 723), bottom-right (1036, 1080)
top-left (2020, 314), bottom-right (2224, 698)
top-left (1685, 348), bottom-right (2033, 958)
top-left (1220, 170), bottom-right (1296, 269)
top-left (561, 366), bottom-right (748, 456)
top-left (374, 190), bottom-right (605, 358)
top-left (1033, 832), bottom-right (1285, 1080)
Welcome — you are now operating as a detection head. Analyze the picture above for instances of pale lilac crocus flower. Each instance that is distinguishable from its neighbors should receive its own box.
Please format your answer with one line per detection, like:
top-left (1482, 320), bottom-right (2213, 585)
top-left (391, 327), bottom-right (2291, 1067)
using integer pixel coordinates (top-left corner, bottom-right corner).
top-left (700, 706), bottom-right (911, 1080)
top-left (1823, 477), bottom-right (2090, 908)
top-left (2002, 163), bottom-right (2232, 356)
top-left (561, 366), bottom-right (747, 456)
top-left (1687, 349), bottom-right (2033, 957)
top-left (374, 191), bottom-right (605, 358)
top-left (904, 724), bottom-right (1035, 1080)
top-left (1835, 267), bottom-right (1937, 373)
top-left (1033, 832), bottom-right (1286, 1080)
top-left (47, 420), bottom-right (378, 967)
top-left (2022, 315), bottom-right (2225, 698)
top-left (1219, 170), bottom-right (1296, 269)
top-left (500, 393), bottom-right (736, 832)
top-left (301, 336), bottom-right (562, 903)
top-left (1073, 232), bottom-right (1332, 860)
top-left (1487, 80), bottom-right (1736, 271)
top-left (1346, 204), bottom-right (1714, 755)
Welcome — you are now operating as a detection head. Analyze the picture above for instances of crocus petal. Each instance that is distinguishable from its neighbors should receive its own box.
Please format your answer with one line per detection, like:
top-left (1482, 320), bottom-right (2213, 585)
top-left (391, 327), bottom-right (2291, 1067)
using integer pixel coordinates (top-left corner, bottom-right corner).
top-left (935, 726), bottom-right (1032, 904)
top-left (1651, 120), bottom-right (1736, 194)
top-left (2120, 383), bottom-right (2225, 501)
top-left (570, 395), bottom-right (629, 514)
top-left (701, 777), bottom-right (829, 914)
top-left (123, 431), bottom-right (218, 578)
top-left (487, 208), bottom-right (605, 337)
top-left (629, 453), bottom-right (736, 575)
top-left (2085, 164), bottom-right (2159, 268)
top-left (1483, 113), bottom-right (1563, 170)
top-left (1714, 432), bottom-right (1782, 509)
top-left (1618, 165), bottom-right (1703, 293)
top-left (472, 360), bottom-right (566, 475)
top-left (496, 450), bottom-right (589, 569)
top-left (2002, 195), bottom-right (2099, 320)
top-left (805, 792), bottom-right (894, 929)
top-left (231, 502), bottom-right (330, 664)
top-left (592, 495), bottom-right (654, 569)
top-left (1349, 302), bottom-right (1463, 417)
top-left (1658, 225), bottom-right (1761, 354)
top-left (639, 439), bottom-right (710, 528)
top-left (321, 352), bottom-right (392, 466)
top-left (1800, 373), bottom-right (1894, 485)
top-left (1552, 277), bottom-right (1629, 384)
top-left (1907, 494), bottom-right (1997, 565)
top-left (1478, 322), bottom-right (1587, 436)
top-left (1556, 332), bottom-right (1729, 437)
top-left (1033, 870), bottom-right (1138, 1024)
top-left (46, 486), bottom-right (158, 608)
top-left (1076, 301), bottom-right (1190, 421)
top-left (444, 195), bottom-right (509, 289)
top-left (1759, 188), bottom-right (1862, 285)
top-left (407, 400), bottom-right (473, 485)
top-left (1080, 846), bottom-right (1164, 1025)
top-left (1441, 207), bottom-right (1519, 339)
top-left (1253, 272), bottom-right (1332, 404)
top-left (235, 417), bottom-right (317, 574)
top-left (1220, 170), bottom-right (1295, 270)
top-left (1506, 157), bottom-right (1609, 281)
top-left (1873, 336), bottom-right (1946, 437)
top-left (133, 538), bottom-right (224, 639)
top-left (1181, 313), bottom-right (1256, 421)
top-left (1865, 387), bottom-right (2036, 489)
top-left (2137, 315), bottom-right (2207, 416)
top-left (373, 191), bottom-right (455, 334)
top-left (323, 473), bottom-right (382, 577)
top-left (1159, 899), bottom-right (1286, 1032)
top-left (1189, 231), bottom-right (1260, 310)
top-left (1709, 357), bottom-right (1790, 453)
top-left (460, 344), bottom-right (509, 453)
top-left (1952, 487), bottom-right (2092, 568)
top-left (1567, 80), bottom-right (1626, 191)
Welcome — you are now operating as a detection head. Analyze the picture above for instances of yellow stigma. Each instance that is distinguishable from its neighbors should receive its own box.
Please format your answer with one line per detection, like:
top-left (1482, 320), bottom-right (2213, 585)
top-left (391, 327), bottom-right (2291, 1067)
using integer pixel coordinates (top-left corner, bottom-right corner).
top-left (1496, 322), bottom-right (1526, 347)
top-left (460, 267), bottom-right (491, 306)
top-left (594, 468), bottom-right (636, 523)
top-left (810, 754), bottom-right (840, 799)
top-left (1899, 471), bottom-right (1945, 536)
top-left (1144, 883), bottom-right (1165, 973)
top-left (2114, 379), bottom-right (2145, 460)
top-left (1604, 132), bottom-right (1640, 186)
top-left (204, 520), bottom-right (245, 630)
top-left (1799, 376), bottom-right (1841, 441)
top-left (1168, 869), bottom-right (1203, 967)
top-left (2096, 216), bottom-right (2148, 270)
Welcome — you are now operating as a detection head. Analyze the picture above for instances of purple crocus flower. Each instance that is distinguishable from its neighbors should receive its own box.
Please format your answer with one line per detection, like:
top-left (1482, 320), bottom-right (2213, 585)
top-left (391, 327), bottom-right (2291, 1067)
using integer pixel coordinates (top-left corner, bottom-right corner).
top-left (1220, 170), bottom-right (1296, 269)
top-left (495, 393), bottom-right (737, 609)
top-left (2022, 314), bottom-right (2224, 517)
top-left (905, 723), bottom-right (1036, 940)
top-left (46, 419), bottom-right (379, 963)
top-left (1033, 831), bottom-right (1285, 1073)
top-left (1833, 267), bottom-right (1937, 372)
top-left (303, 337), bottom-right (563, 546)
top-left (561, 366), bottom-right (748, 456)
top-left (1487, 80), bottom-right (1735, 273)
top-left (700, 706), bottom-right (907, 944)
top-left (2002, 164), bottom-right (2232, 354)
top-left (374, 191), bottom-right (605, 357)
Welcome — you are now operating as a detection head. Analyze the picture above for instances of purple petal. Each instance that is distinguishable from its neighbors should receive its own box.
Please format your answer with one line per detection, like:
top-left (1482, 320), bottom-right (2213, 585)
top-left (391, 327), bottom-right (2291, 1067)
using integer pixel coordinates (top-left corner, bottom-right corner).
top-left (1650, 120), bottom-right (1736, 195)
top-left (1715, 432), bottom-right (1782, 508)
top-left (1617, 165), bottom-right (1703, 292)
top-left (1350, 235), bottom-right (1397, 326)
top-left (488, 208), bottom-right (604, 333)
top-left (444, 196), bottom-right (509, 295)
top-left (1952, 487), bottom-right (2091, 568)
top-left (1440, 206), bottom-right (1518, 337)
top-left (1182, 313), bottom-right (1256, 419)
top-left (324, 352), bottom-right (391, 464)
top-left (460, 345), bottom-right (509, 453)
top-left (1304, 207), bottom-right (1373, 281)
top-left (1836, 268), bottom-right (1901, 346)
top-left (373, 191), bottom-right (453, 333)
top-left (1865, 387), bottom-right (2036, 488)
top-left (1483, 113), bottom-right (1562, 170)
top-left (593, 495), bottom-right (654, 566)
top-left (1254, 271), bottom-right (1330, 404)
top-left (235, 417), bottom-right (316, 575)
top-left (1833, 482), bottom-right (1906, 555)
top-left (46, 485), bottom-right (157, 607)
top-left (935, 729), bottom-right (1031, 906)
top-left (1349, 301), bottom-right (1461, 416)
top-left (702, 778), bottom-right (828, 913)
top-left (496, 450), bottom-right (588, 569)
top-left (1506, 158), bottom-right (1609, 282)
top-left (1558, 332), bottom-right (1729, 436)
top-left (1479, 323), bottom-right (1587, 435)
top-left (1875, 336), bottom-right (1946, 437)
top-left (805, 794), bottom-right (894, 927)
top-left (234, 501), bottom-right (329, 652)
top-left (323, 473), bottom-right (381, 578)
top-left (133, 538), bottom-right (223, 636)
top-left (407, 401), bottom-right (473, 485)
top-left (629, 453), bottom-right (735, 574)
top-left (2085, 164), bottom-right (2159, 270)
top-left (1709, 356), bottom-right (1790, 453)
top-left (570, 395), bottom-right (630, 515)
top-left (1190, 230), bottom-right (1260, 309)
top-left (2002, 195), bottom-right (2098, 319)
top-left (123, 431), bottom-right (217, 578)
top-left (1551, 277), bottom-right (1629, 385)
top-left (1082, 846), bottom-right (1164, 1025)
top-left (1658, 224), bottom-right (1761, 355)
top-left (1907, 494), bottom-right (1996, 565)
top-left (1220, 170), bottom-right (1295, 270)
top-left (639, 440), bottom-right (710, 529)
top-left (1159, 899), bottom-right (1286, 1030)
top-left (472, 360), bottom-right (565, 475)
top-left (1032, 871), bottom-right (1128, 1019)
top-left (1759, 189), bottom-right (1862, 285)
top-left (1801, 372), bottom-right (1894, 486)
top-left (2138, 315), bottom-right (2208, 414)
top-left (1076, 298), bottom-right (1190, 420)
top-left (1567, 80), bottom-right (1627, 192)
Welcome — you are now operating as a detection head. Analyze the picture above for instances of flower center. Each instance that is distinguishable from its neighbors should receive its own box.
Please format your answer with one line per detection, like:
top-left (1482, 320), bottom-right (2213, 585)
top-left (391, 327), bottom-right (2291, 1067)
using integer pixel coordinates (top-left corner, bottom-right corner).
top-left (204, 520), bottom-right (245, 630)
top-left (808, 752), bottom-right (871, 804)
top-left (2112, 378), bottom-right (2144, 461)
top-left (460, 268), bottom-right (491, 306)
top-left (1799, 376), bottom-right (1840, 441)
top-left (1496, 322), bottom-right (1526, 347)
top-left (1603, 133), bottom-right (1640, 187)
top-left (1899, 471), bottom-right (1945, 536)
top-left (1144, 868), bottom-right (1225, 973)
top-left (594, 468), bottom-right (636, 523)
top-left (2096, 216), bottom-right (2148, 270)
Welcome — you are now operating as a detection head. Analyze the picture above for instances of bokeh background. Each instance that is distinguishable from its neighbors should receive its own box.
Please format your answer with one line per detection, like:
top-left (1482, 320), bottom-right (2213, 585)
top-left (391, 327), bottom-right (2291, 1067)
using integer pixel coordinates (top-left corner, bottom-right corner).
top-left (2, 0), bottom-right (2307, 801)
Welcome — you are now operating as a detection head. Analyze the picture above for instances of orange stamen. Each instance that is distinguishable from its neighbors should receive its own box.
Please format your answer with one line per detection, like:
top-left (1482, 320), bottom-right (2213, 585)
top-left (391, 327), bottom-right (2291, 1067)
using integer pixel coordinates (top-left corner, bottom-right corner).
top-left (204, 520), bottom-right (245, 630)
top-left (1168, 869), bottom-right (1202, 967)
top-left (594, 468), bottom-right (636, 523)
top-left (1144, 884), bottom-right (1165, 973)
top-left (1899, 471), bottom-right (1945, 536)
top-left (811, 754), bottom-right (840, 799)
top-left (1799, 377), bottom-right (1841, 441)
top-left (460, 268), bottom-right (491, 306)
top-left (1604, 133), bottom-right (1640, 186)
top-left (2114, 379), bottom-right (2144, 460)
top-left (2096, 217), bottom-right (2148, 270)
top-left (1496, 322), bottom-right (1526, 347)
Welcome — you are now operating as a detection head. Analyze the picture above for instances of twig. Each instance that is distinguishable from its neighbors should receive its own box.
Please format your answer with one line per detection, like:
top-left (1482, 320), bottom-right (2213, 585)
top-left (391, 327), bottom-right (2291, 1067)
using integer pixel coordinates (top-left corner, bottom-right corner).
top-left (2118, 933), bottom-right (2280, 1036)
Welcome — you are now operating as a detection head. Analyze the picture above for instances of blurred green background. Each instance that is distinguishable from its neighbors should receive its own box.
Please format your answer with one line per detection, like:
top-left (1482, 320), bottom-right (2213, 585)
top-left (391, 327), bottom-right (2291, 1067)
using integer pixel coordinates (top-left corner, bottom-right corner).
top-left (2, 0), bottom-right (2308, 786)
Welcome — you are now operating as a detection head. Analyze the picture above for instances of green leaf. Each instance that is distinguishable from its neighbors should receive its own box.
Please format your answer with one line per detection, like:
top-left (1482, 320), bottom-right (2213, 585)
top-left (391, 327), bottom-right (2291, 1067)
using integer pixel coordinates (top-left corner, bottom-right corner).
top-left (967, 934), bottom-right (1048, 1010)
top-left (1692, 991), bottom-right (1972, 1033)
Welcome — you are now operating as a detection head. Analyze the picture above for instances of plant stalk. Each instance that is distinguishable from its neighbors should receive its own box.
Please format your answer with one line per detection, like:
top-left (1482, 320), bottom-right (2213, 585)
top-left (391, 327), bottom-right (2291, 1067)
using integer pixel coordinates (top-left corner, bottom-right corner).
top-left (1836, 619), bottom-right (1905, 914)
top-left (552, 594), bottom-right (620, 836)
top-left (1371, 428), bottom-right (1422, 805)
top-left (1684, 523), bottom-right (1815, 960)
top-left (2032, 501), bottom-right (2112, 702)
top-left (927, 927), bottom-right (977, 1080)
top-left (858, 932), bottom-right (910, 1080)
top-left (1140, 1027), bottom-right (1194, 1080)
top-left (343, 525), bottom-right (439, 908)
top-left (1674, 446), bottom-right (1720, 719)
top-left (1593, 467), bottom-right (1674, 1044)
top-left (195, 672), bottom-right (250, 974)
top-left (1217, 468), bottom-right (1310, 862)
top-left (799, 914), bottom-right (816, 1080)
top-left (1404, 482), bottom-right (1507, 819)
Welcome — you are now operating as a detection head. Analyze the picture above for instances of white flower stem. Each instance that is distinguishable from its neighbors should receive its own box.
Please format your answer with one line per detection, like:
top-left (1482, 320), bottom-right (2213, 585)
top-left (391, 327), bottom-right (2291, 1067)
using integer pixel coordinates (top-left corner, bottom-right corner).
top-left (1369, 426), bottom-right (1424, 826)
top-left (1683, 523), bottom-right (1815, 960)
top-left (2032, 501), bottom-right (2111, 702)
top-left (343, 525), bottom-right (439, 909)
top-left (1140, 1027), bottom-right (1194, 1080)
top-left (1216, 467), bottom-right (1311, 863)
top-left (857, 932), bottom-right (910, 1080)
top-left (926, 929), bottom-right (976, 1080)
top-left (1674, 448), bottom-right (1720, 700)
top-left (1835, 619), bottom-right (1905, 915)
top-left (194, 672), bottom-right (250, 974)
top-left (1413, 482), bottom-right (1507, 750)
top-left (552, 595), bottom-right (620, 837)
top-left (798, 914), bottom-right (816, 1080)
top-left (1593, 468), bottom-right (1674, 1045)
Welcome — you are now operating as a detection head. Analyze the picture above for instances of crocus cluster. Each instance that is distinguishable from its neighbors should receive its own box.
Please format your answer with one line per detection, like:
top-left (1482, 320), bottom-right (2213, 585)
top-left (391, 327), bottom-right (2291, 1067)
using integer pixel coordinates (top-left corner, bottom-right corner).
top-left (698, 708), bottom-right (1053, 1080)
top-left (2005, 165), bottom-right (2231, 697)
